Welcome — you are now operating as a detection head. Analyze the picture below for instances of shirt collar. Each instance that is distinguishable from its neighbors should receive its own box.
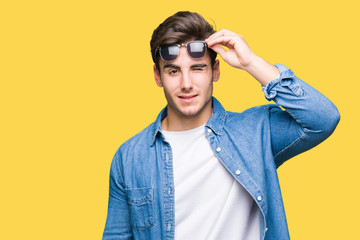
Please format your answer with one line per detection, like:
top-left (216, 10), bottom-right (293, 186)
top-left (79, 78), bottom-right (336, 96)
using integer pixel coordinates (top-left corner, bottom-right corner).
top-left (206, 97), bottom-right (227, 135)
top-left (150, 97), bottom-right (227, 146)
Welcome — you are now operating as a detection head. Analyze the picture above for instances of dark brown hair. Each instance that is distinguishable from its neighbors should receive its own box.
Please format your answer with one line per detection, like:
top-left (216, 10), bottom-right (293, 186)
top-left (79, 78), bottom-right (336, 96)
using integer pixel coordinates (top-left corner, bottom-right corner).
top-left (150, 11), bottom-right (217, 71)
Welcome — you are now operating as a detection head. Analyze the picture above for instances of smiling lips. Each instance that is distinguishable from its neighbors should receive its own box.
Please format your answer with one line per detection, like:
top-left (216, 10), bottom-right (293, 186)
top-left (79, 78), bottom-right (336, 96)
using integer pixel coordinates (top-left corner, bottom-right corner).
top-left (179, 94), bottom-right (198, 103)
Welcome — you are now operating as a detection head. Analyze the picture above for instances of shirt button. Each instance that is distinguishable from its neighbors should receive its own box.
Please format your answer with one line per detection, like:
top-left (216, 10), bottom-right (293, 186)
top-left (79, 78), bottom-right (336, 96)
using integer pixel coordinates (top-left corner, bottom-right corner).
top-left (207, 129), bottom-right (212, 133)
top-left (265, 227), bottom-right (268, 232)
top-left (235, 170), bottom-right (241, 175)
top-left (216, 147), bottom-right (221, 152)
top-left (168, 187), bottom-right (171, 194)
top-left (257, 196), bottom-right (263, 201)
top-left (166, 154), bottom-right (169, 160)
top-left (167, 223), bottom-right (171, 231)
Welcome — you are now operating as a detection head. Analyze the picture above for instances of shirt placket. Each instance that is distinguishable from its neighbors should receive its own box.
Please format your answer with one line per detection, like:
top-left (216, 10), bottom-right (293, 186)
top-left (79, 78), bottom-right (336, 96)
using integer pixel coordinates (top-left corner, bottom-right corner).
top-left (161, 140), bottom-right (175, 240)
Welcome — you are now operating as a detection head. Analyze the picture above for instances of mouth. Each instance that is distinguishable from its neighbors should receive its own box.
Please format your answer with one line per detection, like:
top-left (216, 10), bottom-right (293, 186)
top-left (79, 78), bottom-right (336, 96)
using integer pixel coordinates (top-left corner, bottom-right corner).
top-left (178, 94), bottom-right (198, 103)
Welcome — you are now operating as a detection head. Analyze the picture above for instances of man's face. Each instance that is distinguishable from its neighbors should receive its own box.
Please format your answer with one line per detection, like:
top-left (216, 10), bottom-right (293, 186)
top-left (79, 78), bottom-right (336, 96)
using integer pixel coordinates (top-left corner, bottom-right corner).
top-left (154, 46), bottom-right (220, 123)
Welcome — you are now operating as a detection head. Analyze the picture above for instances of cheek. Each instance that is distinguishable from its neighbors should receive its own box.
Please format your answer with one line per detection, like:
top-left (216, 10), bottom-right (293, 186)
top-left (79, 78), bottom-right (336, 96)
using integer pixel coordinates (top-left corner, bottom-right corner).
top-left (162, 81), bottom-right (178, 95)
top-left (197, 75), bottom-right (214, 90)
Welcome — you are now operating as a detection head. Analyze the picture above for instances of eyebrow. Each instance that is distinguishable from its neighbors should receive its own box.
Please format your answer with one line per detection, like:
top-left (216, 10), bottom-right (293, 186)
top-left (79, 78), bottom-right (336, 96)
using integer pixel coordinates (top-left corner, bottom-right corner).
top-left (191, 64), bottom-right (207, 68)
top-left (163, 64), bottom-right (180, 70)
top-left (162, 63), bottom-right (208, 70)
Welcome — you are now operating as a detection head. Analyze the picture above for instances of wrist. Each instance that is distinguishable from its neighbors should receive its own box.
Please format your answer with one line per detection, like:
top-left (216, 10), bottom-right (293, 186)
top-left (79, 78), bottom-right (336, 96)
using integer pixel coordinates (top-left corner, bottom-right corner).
top-left (243, 56), bottom-right (280, 86)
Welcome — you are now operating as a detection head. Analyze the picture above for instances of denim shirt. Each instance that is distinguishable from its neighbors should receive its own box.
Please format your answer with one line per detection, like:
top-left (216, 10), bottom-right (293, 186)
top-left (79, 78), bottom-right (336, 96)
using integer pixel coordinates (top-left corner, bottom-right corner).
top-left (103, 64), bottom-right (340, 240)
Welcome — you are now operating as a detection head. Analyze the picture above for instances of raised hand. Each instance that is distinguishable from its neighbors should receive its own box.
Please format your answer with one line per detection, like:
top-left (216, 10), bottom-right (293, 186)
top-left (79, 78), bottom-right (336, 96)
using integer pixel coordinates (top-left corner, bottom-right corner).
top-left (206, 29), bottom-right (279, 86)
top-left (205, 29), bottom-right (257, 70)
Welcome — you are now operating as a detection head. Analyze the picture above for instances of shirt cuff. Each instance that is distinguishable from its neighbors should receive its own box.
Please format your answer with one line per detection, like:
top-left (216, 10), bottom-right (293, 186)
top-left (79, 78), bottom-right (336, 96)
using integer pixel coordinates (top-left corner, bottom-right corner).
top-left (262, 64), bottom-right (304, 100)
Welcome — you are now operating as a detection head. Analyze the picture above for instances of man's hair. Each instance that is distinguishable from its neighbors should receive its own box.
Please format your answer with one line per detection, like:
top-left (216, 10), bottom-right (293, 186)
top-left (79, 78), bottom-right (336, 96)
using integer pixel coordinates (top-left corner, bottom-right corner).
top-left (150, 11), bottom-right (217, 72)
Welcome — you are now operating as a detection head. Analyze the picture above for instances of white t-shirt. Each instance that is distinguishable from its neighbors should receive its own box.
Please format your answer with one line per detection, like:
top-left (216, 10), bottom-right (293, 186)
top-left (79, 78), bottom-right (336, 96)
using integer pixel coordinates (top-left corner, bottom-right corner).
top-left (162, 125), bottom-right (260, 240)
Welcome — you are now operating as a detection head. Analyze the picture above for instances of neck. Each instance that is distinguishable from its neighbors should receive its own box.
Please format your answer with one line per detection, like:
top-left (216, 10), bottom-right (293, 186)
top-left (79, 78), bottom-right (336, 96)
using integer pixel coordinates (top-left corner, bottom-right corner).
top-left (161, 102), bottom-right (212, 132)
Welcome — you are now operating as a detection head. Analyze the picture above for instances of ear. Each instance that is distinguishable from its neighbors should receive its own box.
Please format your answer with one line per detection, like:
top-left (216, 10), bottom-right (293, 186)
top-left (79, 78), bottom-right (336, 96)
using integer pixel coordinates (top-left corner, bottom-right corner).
top-left (212, 59), bottom-right (220, 82)
top-left (154, 65), bottom-right (163, 87)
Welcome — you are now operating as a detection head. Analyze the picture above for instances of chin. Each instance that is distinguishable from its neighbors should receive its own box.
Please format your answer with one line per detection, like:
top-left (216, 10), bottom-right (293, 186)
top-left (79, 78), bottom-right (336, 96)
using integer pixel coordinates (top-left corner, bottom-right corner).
top-left (181, 107), bottom-right (209, 118)
top-left (179, 110), bottom-right (199, 117)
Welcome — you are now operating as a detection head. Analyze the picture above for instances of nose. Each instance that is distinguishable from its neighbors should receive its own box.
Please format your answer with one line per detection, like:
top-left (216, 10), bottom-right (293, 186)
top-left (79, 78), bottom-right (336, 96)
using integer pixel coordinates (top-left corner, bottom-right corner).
top-left (180, 69), bottom-right (193, 91)
top-left (178, 48), bottom-right (193, 91)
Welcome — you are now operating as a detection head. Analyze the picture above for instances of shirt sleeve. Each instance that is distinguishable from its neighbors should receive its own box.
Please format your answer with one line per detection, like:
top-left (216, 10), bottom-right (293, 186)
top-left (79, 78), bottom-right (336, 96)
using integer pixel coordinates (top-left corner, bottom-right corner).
top-left (103, 151), bottom-right (133, 239)
top-left (262, 64), bottom-right (340, 168)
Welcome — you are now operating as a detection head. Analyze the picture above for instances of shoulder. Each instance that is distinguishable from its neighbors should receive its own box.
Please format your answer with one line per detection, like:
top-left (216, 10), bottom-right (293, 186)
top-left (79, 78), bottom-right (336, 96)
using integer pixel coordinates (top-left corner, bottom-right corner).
top-left (225, 104), bottom-right (281, 122)
top-left (221, 104), bottom-right (284, 137)
top-left (113, 122), bottom-right (156, 161)
top-left (122, 123), bottom-right (155, 151)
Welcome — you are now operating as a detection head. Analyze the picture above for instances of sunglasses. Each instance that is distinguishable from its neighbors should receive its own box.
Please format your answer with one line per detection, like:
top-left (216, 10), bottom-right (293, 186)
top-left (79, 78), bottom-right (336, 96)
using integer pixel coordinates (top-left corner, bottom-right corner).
top-left (156, 40), bottom-right (208, 62)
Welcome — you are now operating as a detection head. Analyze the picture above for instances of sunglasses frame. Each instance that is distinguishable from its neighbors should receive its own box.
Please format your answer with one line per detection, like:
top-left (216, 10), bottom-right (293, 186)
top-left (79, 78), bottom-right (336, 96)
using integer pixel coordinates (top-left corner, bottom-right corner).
top-left (156, 40), bottom-right (208, 62)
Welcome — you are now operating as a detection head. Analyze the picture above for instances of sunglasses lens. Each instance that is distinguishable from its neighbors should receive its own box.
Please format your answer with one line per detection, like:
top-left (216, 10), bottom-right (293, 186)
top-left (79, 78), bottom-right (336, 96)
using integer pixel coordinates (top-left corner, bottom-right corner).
top-left (158, 41), bottom-right (207, 62)
top-left (160, 45), bottom-right (179, 61)
top-left (187, 41), bottom-right (207, 59)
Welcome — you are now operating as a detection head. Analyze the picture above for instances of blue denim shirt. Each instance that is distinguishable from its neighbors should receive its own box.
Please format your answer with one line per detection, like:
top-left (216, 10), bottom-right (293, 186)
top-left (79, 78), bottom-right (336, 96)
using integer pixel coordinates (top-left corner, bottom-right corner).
top-left (103, 64), bottom-right (340, 240)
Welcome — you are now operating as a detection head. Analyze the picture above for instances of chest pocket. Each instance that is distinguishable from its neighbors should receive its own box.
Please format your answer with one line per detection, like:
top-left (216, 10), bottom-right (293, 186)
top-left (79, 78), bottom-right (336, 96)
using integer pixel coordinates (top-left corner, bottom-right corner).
top-left (125, 187), bottom-right (155, 231)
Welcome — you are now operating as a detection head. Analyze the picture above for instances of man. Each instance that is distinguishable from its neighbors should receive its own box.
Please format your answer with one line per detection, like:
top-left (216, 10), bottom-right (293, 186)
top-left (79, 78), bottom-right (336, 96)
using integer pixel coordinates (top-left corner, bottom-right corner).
top-left (103, 11), bottom-right (340, 240)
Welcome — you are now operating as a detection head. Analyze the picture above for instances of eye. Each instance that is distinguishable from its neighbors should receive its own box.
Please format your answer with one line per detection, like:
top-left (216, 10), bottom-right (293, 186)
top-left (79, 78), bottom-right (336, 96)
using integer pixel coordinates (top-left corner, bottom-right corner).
top-left (192, 65), bottom-right (207, 72)
top-left (169, 69), bottom-right (178, 75)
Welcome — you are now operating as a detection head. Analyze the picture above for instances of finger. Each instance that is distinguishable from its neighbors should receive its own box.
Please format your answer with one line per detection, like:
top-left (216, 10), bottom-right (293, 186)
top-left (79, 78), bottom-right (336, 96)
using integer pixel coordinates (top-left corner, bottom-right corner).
top-left (211, 28), bottom-right (236, 37)
top-left (206, 28), bottom-right (237, 42)
top-left (207, 35), bottom-right (239, 49)
top-left (205, 29), bottom-right (240, 42)
top-left (209, 43), bottom-right (227, 57)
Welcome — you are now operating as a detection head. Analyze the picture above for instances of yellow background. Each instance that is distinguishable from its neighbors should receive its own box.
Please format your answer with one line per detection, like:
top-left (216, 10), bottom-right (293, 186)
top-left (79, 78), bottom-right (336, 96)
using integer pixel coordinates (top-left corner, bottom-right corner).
top-left (1, 0), bottom-right (358, 239)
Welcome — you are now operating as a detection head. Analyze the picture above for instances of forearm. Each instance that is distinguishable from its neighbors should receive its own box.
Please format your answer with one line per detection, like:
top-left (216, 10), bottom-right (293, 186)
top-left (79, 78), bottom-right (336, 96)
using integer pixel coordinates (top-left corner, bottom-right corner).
top-left (265, 64), bottom-right (340, 166)
top-left (265, 64), bottom-right (340, 131)
top-left (103, 154), bottom-right (133, 239)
